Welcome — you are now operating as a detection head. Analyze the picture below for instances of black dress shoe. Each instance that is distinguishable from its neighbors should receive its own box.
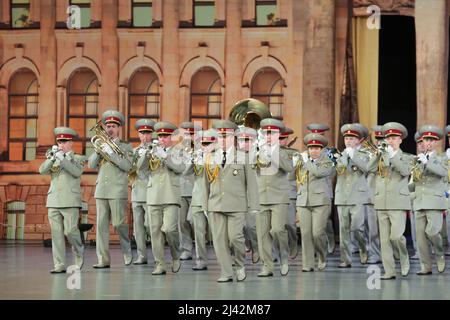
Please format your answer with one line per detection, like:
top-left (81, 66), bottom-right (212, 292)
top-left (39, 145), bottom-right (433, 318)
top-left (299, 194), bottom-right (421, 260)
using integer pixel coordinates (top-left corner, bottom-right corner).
top-left (381, 275), bottom-right (396, 280)
top-left (93, 264), bottom-right (110, 269)
top-left (302, 268), bottom-right (314, 272)
top-left (50, 269), bottom-right (66, 274)
top-left (417, 270), bottom-right (432, 276)
top-left (192, 266), bottom-right (208, 271)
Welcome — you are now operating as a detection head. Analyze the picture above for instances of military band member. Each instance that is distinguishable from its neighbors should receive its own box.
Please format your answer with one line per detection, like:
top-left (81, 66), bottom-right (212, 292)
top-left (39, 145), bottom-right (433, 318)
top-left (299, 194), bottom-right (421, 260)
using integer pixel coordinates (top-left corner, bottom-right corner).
top-left (444, 125), bottom-right (450, 255)
top-left (130, 119), bottom-right (155, 265)
top-left (412, 125), bottom-right (448, 275)
top-left (184, 129), bottom-right (217, 270)
top-left (409, 132), bottom-right (424, 260)
top-left (306, 123), bottom-right (336, 254)
top-left (280, 126), bottom-right (300, 259)
top-left (255, 118), bottom-right (294, 277)
top-left (368, 122), bottom-right (412, 279)
top-left (356, 124), bottom-right (381, 265)
top-left (236, 126), bottom-right (260, 264)
top-left (88, 110), bottom-right (133, 268)
top-left (39, 127), bottom-right (85, 273)
top-left (179, 122), bottom-right (196, 261)
top-left (137, 121), bottom-right (186, 275)
top-left (203, 120), bottom-right (260, 282)
top-left (296, 133), bottom-right (335, 271)
top-left (335, 124), bottom-right (370, 267)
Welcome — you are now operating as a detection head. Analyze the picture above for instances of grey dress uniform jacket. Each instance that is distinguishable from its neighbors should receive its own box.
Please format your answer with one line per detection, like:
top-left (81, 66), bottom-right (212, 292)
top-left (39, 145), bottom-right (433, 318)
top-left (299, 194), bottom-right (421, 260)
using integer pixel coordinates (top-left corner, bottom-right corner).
top-left (88, 140), bottom-right (133, 199)
top-left (335, 148), bottom-right (371, 205)
top-left (411, 152), bottom-right (448, 211)
top-left (296, 152), bottom-right (335, 207)
top-left (368, 150), bottom-right (413, 210)
top-left (39, 152), bottom-right (85, 208)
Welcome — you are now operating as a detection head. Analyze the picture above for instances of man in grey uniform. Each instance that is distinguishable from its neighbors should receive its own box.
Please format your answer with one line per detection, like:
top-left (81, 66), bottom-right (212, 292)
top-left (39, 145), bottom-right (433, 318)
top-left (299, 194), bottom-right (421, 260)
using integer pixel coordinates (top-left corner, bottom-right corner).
top-left (179, 122), bottom-right (196, 261)
top-left (296, 133), bottom-right (335, 271)
top-left (443, 125), bottom-right (450, 255)
top-left (130, 119), bottom-right (155, 265)
top-left (40, 127), bottom-right (85, 273)
top-left (137, 121), bottom-right (186, 275)
top-left (236, 126), bottom-right (260, 264)
top-left (255, 118), bottom-right (294, 277)
top-left (368, 122), bottom-right (412, 279)
top-left (280, 126), bottom-right (300, 259)
top-left (412, 125), bottom-right (447, 275)
top-left (335, 124), bottom-right (369, 268)
top-left (203, 120), bottom-right (260, 282)
top-left (89, 110), bottom-right (133, 268)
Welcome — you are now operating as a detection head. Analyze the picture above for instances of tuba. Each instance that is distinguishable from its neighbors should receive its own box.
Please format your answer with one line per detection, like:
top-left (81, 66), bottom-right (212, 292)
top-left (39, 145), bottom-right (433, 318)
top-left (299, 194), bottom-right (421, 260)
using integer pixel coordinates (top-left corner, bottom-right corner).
top-left (90, 121), bottom-right (126, 163)
top-left (228, 98), bottom-right (272, 129)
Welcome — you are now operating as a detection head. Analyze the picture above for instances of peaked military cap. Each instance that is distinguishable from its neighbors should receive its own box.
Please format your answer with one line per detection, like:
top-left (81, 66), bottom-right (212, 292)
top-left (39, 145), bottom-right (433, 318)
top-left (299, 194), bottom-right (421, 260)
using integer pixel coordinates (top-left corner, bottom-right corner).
top-left (372, 125), bottom-right (384, 139)
top-left (418, 125), bottom-right (443, 140)
top-left (54, 127), bottom-right (78, 141)
top-left (260, 118), bottom-right (285, 132)
top-left (154, 121), bottom-right (177, 135)
top-left (382, 122), bottom-right (408, 139)
top-left (303, 133), bottom-right (328, 148)
top-left (414, 131), bottom-right (423, 143)
top-left (212, 120), bottom-right (238, 134)
top-left (102, 110), bottom-right (125, 126)
top-left (135, 119), bottom-right (155, 133)
top-left (306, 123), bottom-right (330, 134)
top-left (236, 127), bottom-right (257, 139)
top-left (341, 123), bottom-right (364, 138)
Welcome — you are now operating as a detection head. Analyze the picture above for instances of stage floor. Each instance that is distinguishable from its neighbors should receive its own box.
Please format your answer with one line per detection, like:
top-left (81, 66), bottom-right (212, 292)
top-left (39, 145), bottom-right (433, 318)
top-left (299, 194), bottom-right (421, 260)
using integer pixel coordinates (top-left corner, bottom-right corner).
top-left (1, 242), bottom-right (450, 300)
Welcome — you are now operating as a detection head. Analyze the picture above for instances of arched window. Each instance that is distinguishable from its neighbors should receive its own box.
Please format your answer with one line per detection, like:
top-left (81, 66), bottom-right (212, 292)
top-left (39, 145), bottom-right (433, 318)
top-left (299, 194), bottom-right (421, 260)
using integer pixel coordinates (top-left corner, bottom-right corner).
top-left (251, 67), bottom-right (284, 120)
top-left (190, 67), bottom-right (222, 129)
top-left (67, 68), bottom-right (99, 157)
top-left (5, 201), bottom-right (25, 240)
top-left (128, 68), bottom-right (160, 144)
top-left (8, 68), bottom-right (38, 161)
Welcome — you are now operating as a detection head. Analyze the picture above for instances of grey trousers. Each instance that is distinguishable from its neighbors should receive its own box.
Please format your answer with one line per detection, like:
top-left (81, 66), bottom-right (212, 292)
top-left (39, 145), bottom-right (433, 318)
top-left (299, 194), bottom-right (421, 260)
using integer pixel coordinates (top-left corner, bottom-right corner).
top-left (298, 205), bottom-right (330, 270)
top-left (48, 207), bottom-right (84, 269)
top-left (191, 205), bottom-right (209, 266)
top-left (148, 204), bottom-right (181, 270)
top-left (256, 204), bottom-right (290, 272)
top-left (415, 210), bottom-right (444, 271)
top-left (95, 199), bottom-right (131, 265)
top-left (209, 211), bottom-right (246, 278)
top-left (132, 202), bottom-right (148, 261)
top-left (337, 204), bottom-right (367, 265)
top-left (244, 209), bottom-right (258, 254)
top-left (365, 204), bottom-right (381, 261)
top-left (377, 210), bottom-right (408, 276)
top-left (179, 197), bottom-right (193, 255)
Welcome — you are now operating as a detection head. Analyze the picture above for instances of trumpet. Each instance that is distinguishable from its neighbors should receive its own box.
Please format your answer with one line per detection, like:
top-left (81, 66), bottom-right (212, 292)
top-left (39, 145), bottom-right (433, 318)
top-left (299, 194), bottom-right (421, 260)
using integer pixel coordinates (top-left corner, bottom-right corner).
top-left (361, 139), bottom-right (389, 155)
top-left (46, 145), bottom-right (60, 160)
top-left (90, 121), bottom-right (126, 163)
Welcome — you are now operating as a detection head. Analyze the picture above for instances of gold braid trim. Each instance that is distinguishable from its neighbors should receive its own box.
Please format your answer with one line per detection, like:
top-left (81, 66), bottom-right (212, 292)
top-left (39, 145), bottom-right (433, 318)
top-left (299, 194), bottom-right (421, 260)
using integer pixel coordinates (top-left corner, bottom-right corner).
top-left (194, 164), bottom-right (204, 176)
top-left (295, 163), bottom-right (308, 185)
top-left (377, 157), bottom-right (388, 178)
top-left (205, 154), bottom-right (220, 183)
top-left (336, 165), bottom-right (346, 176)
top-left (149, 155), bottom-right (162, 172)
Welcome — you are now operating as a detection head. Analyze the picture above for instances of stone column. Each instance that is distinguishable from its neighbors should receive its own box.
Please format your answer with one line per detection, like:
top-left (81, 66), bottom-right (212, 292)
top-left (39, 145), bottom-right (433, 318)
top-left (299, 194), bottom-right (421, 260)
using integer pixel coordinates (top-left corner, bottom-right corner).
top-left (415, 0), bottom-right (448, 136)
top-left (100, 0), bottom-right (118, 113)
top-left (301, 0), bottom-right (335, 140)
top-left (224, 0), bottom-right (242, 116)
top-left (37, 0), bottom-right (57, 153)
top-left (161, 0), bottom-right (179, 123)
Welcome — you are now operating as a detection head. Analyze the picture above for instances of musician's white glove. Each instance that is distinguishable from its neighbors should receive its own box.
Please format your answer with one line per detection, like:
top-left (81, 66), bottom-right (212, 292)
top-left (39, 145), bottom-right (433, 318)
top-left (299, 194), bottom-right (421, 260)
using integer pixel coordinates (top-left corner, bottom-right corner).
top-left (249, 210), bottom-right (260, 215)
top-left (55, 151), bottom-right (64, 161)
top-left (387, 145), bottom-right (395, 159)
top-left (258, 147), bottom-right (271, 164)
top-left (154, 146), bottom-right (167, 159)
top-left (101, 144), bottom-right (114, 156)
top-left (301, 151), bottom-right (309, 163)
top-left (418, 153), bottom-right (428, 164)
top-left (195, 153), bottom-right (205, 166)
top-left (138, 147), bottom-right (148, 158)
top-left (446, 148), bottom-right (450, 159)
top-left (345, 147), bottom-right (355, 159)
top-left (292, 153), bottom-right (301, 167)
